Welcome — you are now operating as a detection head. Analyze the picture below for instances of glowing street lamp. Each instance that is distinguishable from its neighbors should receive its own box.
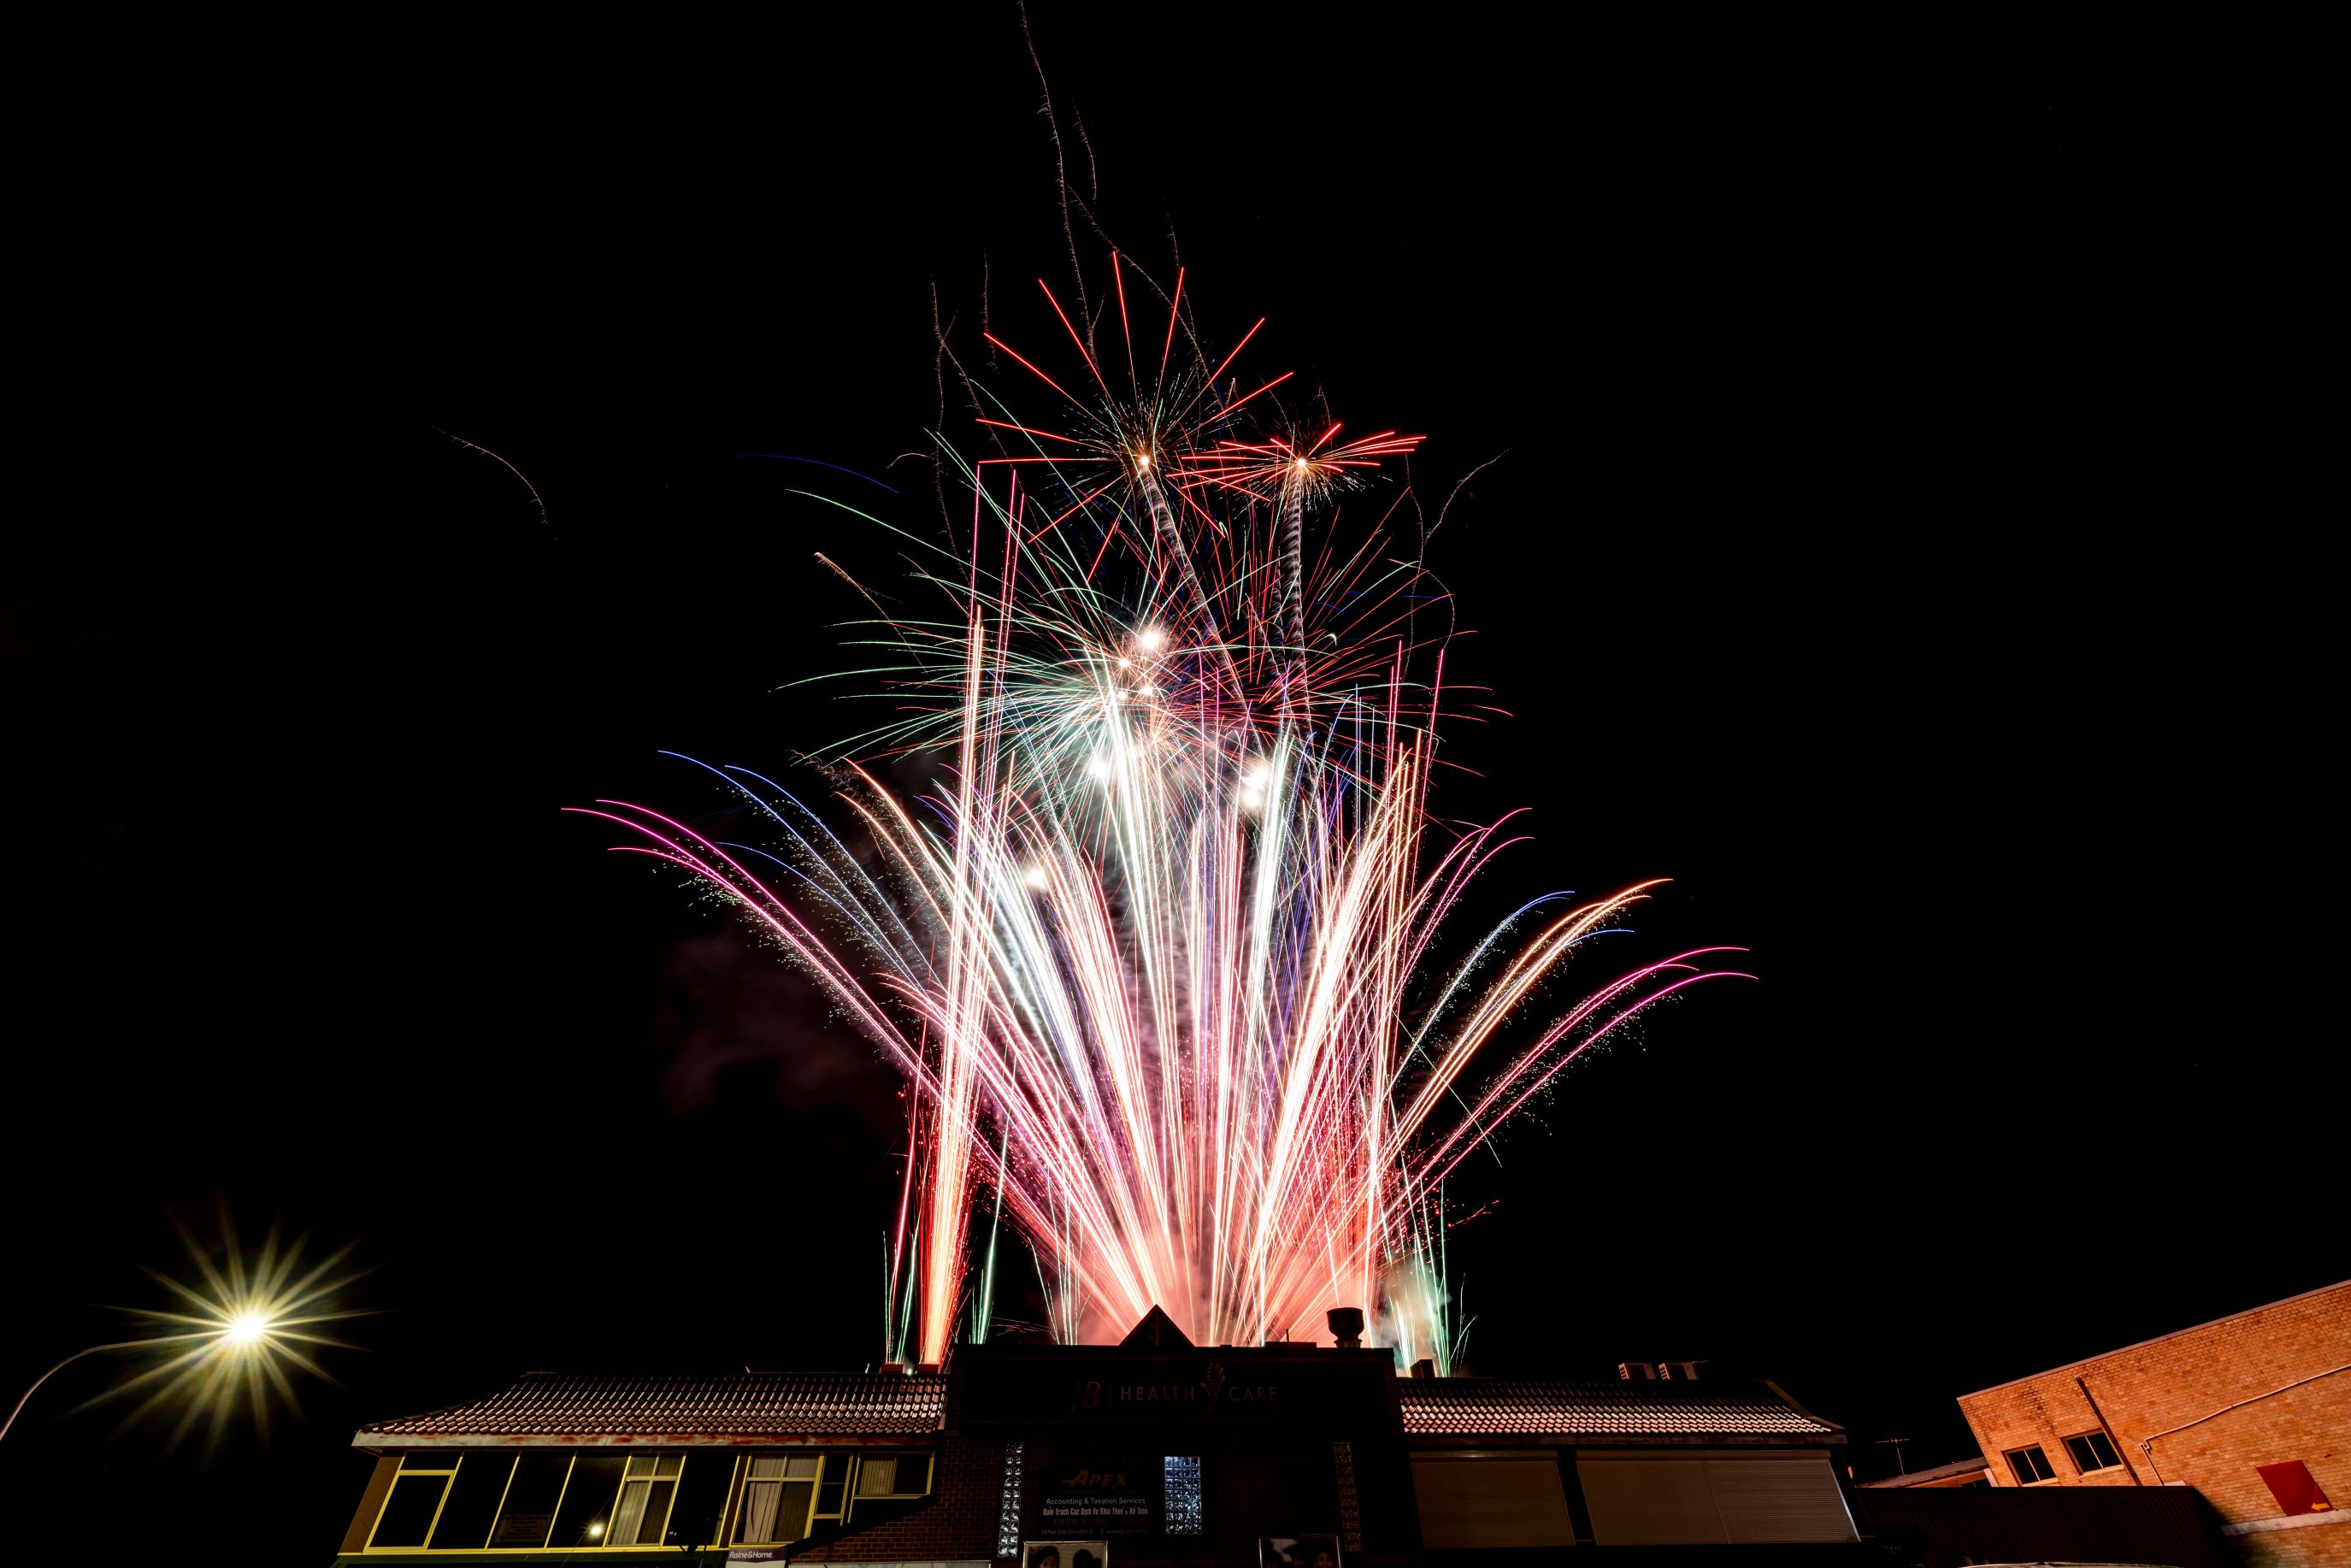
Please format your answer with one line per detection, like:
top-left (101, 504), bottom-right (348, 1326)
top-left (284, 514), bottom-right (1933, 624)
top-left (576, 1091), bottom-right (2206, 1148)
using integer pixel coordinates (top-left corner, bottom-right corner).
top-left (2, 1219), bottom-right (360, 1447)
top-left (1, 1310), bottom-right (284, 1443)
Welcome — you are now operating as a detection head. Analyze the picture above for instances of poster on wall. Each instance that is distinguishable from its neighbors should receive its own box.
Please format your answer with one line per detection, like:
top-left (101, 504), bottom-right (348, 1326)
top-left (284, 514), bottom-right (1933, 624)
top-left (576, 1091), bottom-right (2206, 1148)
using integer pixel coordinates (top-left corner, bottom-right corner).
top-left (1260, 1536), bottom-right (1341, 1568)
top-left (1022, 1541), bottom-right (1109, 1568)
top-left (1040, 1458), bottom-right (1152, 1535)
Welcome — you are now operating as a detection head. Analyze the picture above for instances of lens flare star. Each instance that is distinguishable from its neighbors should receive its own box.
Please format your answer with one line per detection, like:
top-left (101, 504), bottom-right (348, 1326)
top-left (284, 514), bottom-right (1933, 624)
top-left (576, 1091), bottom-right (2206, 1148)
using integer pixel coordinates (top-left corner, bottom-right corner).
top-left (63, 1217), bottom-right (367, 1451)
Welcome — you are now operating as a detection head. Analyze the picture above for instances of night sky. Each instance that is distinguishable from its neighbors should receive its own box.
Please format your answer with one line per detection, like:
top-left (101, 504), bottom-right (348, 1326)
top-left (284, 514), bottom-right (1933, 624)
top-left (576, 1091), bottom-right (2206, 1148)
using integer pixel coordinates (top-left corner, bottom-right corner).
top-left (9, 8), bottom-right (2334, 1558)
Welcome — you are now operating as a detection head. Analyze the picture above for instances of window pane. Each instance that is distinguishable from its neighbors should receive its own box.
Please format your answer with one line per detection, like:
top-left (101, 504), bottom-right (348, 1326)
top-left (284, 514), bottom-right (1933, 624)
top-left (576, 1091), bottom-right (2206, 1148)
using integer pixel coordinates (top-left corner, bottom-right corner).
top-left (610, 1479), bottom-right (651, 1547)
top-left (741, 1476), bottom-right (818, 1543)
top-left (739, 1481), bottom-right (781, 1543)
top-left (749, 1455), bottom-right (789, 1480)
top-left (2005, 1447), bottom-right (2053, 1485)
top-left (492, 1454), bottom-right (572, 1547)
top-left (639, 1479), bottom-right (676, 1543)
top-left (654, 1454), bottom-right (683, 1477)
top-left (669, 1455), bottom-right (731, 1549)
top-left (370, 1475), bottom-right (448, 1547)
top-left (2064, 1433), bottom-right (2120, 1471)
top-left (787, 1455), bottom-right (821, 1480)
top-left (1165, 1454), bottom-right (1204, 1535)
top-left (859, 1457), bottom-right (899, 1495)
top-left (551, 1454), bottom-right (625, 1547)
top-left (816, 1453), bottom-right (847, 1516)
top-left (430, 1454), bottom-right (513, 1550)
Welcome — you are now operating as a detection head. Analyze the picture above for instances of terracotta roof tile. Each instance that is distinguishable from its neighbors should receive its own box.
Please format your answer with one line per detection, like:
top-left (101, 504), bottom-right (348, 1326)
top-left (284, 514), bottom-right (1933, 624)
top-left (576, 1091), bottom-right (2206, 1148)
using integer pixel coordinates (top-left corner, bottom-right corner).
top-left (360, 1371), bottom-right (946, 1439)
top-left (1397, 1378), bottom-right (1835, 1437)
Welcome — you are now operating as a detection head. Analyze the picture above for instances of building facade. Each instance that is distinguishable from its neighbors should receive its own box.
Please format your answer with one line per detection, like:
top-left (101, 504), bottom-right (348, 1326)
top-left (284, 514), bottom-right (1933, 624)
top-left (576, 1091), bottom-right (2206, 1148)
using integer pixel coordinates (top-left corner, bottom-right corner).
top-left (1957, 1278), bottom-right (2349, 1567)
top-left (328, 1313), bottom-right (1867, 1564)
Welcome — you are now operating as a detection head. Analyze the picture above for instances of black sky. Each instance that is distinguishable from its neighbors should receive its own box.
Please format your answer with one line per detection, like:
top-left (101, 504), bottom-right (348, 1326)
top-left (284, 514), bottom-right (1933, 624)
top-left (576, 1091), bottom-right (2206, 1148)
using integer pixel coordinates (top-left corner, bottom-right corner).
top-left (7, 5), bottom-right (2336, 1558)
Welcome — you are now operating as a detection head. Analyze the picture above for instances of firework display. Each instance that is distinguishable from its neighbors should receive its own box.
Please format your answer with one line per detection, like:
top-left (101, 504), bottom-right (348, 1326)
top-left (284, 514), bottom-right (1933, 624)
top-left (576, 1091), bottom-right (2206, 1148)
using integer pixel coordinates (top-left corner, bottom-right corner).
top-left (572, 258), bottom-right (1747, 1370)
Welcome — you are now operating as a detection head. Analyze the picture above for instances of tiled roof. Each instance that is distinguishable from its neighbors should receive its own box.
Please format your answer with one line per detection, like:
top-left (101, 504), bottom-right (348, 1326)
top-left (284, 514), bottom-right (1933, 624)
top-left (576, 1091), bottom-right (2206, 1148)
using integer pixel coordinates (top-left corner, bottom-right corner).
top-left (1397, 1378), bottom-right (1836, 1438)
top-left (360, 1371), bottom-right (948, 1439)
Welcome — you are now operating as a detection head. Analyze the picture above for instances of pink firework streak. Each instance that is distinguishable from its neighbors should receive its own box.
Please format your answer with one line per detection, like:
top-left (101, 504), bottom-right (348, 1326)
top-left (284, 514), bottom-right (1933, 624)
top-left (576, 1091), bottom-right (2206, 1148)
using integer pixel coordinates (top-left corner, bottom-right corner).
top-left (572, 257), bottom-right (1748, 1368)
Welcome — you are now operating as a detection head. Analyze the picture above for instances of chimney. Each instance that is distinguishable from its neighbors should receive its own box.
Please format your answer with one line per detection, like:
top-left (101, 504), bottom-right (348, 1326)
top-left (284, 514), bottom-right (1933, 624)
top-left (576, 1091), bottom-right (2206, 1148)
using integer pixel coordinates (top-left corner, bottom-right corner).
top-left (1327, 1307), bottom-right (1365, 1350)
top-left (1410, 1359), bottom-right (1435, 1379)
top-left (1618, 1361), bottom-right (1657, 1381)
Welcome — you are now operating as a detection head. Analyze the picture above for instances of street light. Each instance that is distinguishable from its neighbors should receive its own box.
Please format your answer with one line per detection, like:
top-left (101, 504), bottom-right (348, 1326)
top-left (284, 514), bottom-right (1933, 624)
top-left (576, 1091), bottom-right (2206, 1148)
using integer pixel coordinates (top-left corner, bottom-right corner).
top-left (3, 1216), bottom-right (362, 1448)
top-left (1, 1310), bottom-right (283, 1443)
top-left (4, 1341), bottom-right (144, 1443)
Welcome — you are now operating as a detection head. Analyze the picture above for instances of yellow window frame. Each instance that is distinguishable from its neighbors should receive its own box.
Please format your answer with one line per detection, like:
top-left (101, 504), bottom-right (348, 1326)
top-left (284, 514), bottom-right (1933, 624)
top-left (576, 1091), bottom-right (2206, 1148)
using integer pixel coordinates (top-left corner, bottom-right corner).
top-left (605, 1453), bottom-right (684, 1547)
top-left (364, 1453), bottom-right (460, 1551)
top-left (847, 1450), bottom-right (936, 1518)
top-left (734, 1452), bottom-right (826, 1544)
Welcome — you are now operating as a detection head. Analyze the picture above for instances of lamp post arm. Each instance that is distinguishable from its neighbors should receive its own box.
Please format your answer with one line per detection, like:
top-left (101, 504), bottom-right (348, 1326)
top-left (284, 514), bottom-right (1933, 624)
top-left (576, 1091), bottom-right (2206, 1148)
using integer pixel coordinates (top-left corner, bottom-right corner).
top-left (2, 1341), bottom-right (143, 1442)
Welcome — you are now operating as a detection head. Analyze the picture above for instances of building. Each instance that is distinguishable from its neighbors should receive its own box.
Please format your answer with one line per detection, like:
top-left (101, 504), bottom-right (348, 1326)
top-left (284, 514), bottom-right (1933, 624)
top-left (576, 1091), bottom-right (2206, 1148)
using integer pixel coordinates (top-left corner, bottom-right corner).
top-left (1955, 1279), bottom-right (2348, 1567)
top-left (1858, 1454), bottom-right (1991, 1490)
top-left (327, 1311), bottom-right (1871, 1563)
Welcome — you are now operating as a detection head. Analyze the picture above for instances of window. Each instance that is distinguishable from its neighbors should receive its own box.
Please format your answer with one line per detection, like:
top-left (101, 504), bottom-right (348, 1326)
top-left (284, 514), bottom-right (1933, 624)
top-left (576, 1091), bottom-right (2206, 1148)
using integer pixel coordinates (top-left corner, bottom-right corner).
top-left (1332, 1441), bottom-right (1360, 1550)
top-left (814, 1452), bottom-right (850, 1520)
top-left (429, 1454), bottom-right (514, 1548)
top-left (997, 1442), bottom-right (1027, 1557)
top-left (551, 1454), bottom-right (625, 1547)
top-left (369, 1453), bottom-right (457, 1547)
top-left (734, 1451), bottom-right (913, 1542)
top-left (1164, 1454), bottom-right (1204, 1536)
top-left (2004, 1445), bottom-right (2057, 1484)
top-left (490, 1453), bottom-right (572, 1547)
top-left (364, 1451), bottom-right (719, 1552)
top-left (2063, 1431), bottom-right (2124, 1473)
top-left (738, 1454), bottom-right (821, 1542)
top-left (609, 1454), bottom-right (683, 1545)
top-left (669, 1454), bottom-right (734, 1549)
top-left (856, 1453), bottom-right (932, 1498)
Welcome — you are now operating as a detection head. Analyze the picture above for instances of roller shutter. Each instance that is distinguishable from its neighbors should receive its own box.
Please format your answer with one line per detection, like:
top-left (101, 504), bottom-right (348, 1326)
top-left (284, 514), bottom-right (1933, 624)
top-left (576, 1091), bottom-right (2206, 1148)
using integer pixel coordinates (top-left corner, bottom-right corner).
top-left (1576, 1450), bottom-right (1856, 1545)
top-left (1708, 1452), bottom-right (1858, 1541)
top-left (1411, 1453), bottom-right (1578, 1548)
top-left (1576, 1455), bottom-right (1718, 1543)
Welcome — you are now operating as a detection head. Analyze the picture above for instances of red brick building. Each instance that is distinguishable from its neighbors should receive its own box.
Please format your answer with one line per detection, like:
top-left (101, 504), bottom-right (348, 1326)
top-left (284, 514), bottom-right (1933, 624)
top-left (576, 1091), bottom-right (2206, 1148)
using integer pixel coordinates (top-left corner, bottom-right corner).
top-left (1956, 1279), bottom-right (2349, 1567)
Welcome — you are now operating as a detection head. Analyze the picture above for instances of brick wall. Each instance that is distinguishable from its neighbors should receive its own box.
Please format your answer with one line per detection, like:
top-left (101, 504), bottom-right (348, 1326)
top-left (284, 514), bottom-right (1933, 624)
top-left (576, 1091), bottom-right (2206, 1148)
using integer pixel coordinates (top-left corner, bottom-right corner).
top-left (796, 1433), bottom-right (1002, 1562)
top-left (1957, 1280), bottom-right (2349, 1566)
